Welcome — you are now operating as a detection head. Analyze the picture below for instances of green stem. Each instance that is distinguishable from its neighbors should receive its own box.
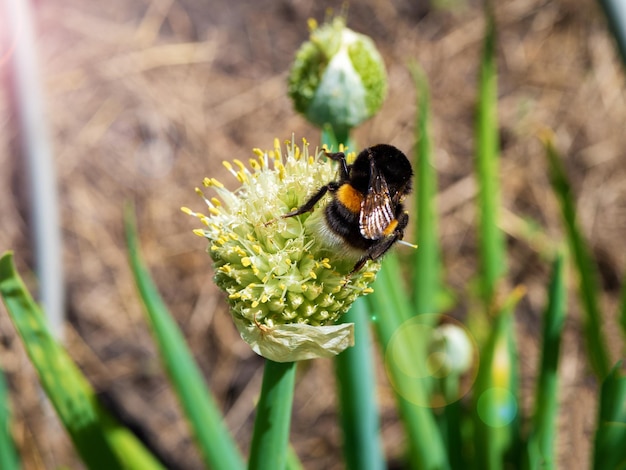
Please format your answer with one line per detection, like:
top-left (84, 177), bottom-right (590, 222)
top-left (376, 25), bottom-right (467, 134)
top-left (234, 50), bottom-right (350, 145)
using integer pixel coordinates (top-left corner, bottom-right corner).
top-left (324, 126), bottom-right (384, 470)
top-left (248, 360), bottom-right (297, 470)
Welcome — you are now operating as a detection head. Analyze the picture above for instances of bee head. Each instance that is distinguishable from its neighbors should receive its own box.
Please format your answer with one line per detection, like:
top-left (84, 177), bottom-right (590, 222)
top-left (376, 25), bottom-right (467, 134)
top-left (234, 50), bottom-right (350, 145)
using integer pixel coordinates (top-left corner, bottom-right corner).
top-left (351, 144), bottom-right (413, 197)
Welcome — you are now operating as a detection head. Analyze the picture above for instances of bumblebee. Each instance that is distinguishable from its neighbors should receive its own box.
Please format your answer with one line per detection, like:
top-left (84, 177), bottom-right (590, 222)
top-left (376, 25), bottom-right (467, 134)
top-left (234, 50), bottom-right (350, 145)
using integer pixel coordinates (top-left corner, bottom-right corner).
top-left (283, 144), bottom-right (413, 274)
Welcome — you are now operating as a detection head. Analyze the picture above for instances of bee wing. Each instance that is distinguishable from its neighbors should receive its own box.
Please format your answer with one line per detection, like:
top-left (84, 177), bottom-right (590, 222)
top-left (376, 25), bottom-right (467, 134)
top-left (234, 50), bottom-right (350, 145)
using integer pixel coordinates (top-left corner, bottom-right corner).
top-left (359, 160), bottom-right (395, 240)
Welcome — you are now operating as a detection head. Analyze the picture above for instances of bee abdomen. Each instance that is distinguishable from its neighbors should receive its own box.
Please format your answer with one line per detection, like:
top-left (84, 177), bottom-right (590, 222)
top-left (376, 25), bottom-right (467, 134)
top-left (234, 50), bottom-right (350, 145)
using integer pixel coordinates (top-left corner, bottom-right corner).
top-left (324, 201), bottom-right (373, 251)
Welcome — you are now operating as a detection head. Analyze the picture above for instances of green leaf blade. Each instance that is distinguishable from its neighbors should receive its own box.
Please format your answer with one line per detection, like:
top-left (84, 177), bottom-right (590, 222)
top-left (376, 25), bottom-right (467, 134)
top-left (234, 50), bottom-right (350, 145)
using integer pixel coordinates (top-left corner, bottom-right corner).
top-left (475, 12), bottom-right (506, 303)
top-left (527, 252), bottom-right (567, 469)
top-left (0, 252), bottom-right (164, 470)
top-left (334, 299), bottom-right (385, 470)
top-left (0, 367), bottom-right (20, 470)
top-left (545, 138), bottom-right (611, 380)
top-left (124, 213), bottom-right (245, 470)
top-left (410, 63), bottom-right (441, 316)
top-left (593, 362), bottom-right (626, 469)
top-left (368, 262), bottom-right (449, 470)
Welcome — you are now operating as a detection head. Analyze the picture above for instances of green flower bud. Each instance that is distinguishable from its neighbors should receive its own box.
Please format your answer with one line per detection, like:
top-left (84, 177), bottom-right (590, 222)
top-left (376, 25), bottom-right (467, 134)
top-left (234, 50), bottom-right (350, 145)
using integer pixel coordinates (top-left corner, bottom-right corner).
top-left (428, 323), bottom-right (474, 376)
top-left (183, 138), bottom-right (379, 362)
top-left (288, 17), bottom-right (388, 137)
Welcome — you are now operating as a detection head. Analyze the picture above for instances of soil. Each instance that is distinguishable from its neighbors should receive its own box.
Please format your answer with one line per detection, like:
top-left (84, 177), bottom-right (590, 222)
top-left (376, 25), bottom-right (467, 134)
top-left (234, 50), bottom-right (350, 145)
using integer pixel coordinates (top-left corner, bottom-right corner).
top-left (1, 0), bottom-right (625, 468)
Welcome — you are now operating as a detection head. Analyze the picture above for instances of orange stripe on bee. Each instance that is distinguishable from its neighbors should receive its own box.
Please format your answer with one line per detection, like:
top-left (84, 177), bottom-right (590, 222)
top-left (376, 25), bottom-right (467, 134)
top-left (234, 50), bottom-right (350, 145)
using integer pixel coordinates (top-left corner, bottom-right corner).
top-left (336, 184), bottom-right (363, 213)
top-left (383, 219), bottom-right (398, 236)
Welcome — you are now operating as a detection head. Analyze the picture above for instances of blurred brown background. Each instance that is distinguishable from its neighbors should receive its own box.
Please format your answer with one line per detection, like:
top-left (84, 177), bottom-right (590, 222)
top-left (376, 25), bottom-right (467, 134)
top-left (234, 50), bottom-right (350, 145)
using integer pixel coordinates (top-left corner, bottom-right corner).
top-left (1, 0), bottom-right (625, 468)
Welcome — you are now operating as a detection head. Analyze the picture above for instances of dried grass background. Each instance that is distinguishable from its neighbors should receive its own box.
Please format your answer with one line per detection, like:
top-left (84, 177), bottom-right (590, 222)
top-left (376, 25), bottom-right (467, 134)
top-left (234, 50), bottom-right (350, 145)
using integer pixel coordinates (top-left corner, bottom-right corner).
top-left (1, 0), bottom-right (625, 468)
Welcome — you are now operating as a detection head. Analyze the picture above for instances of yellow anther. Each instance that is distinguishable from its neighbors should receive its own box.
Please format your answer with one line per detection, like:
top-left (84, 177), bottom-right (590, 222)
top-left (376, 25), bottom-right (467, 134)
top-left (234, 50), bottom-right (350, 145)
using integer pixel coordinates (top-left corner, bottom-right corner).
top-left (251, 300), bottom-right (259, 308)
top-left (307, 18), bottom-right (318, 31)
top-left (275, 161), bottom-right (285, 180)
top-left (211, 198), bottom-right (221, 206)
top-left (249, 159), bottom-right (260, 170)
top-left (310, 271), bottom-right (317, 280)
top-left (192, 229), bottom-right (205, 237)
top-left (233, 159), bottom-right (246, 172)
top-left (253, 245), bottom-right (262, 254)
top-left (253, 148), bottom-right (264, 158)
top-left (363, 288), bottom-right (374, 294)
top-left (205, 178), bottom-right (223, 188)
top-left (209, 207), bottom-right (220, 215)
top-left (241, 257), bottom-right (252, 267)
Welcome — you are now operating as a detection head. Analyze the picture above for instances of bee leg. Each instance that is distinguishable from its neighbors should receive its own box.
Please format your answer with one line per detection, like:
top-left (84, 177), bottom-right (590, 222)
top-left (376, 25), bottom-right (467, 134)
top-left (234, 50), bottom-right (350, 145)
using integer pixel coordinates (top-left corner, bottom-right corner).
top-left (282, 182), bottom-right (340, 218)
top-left (349, 213), bottom-right (409, 274)
top-left (325, 151), bottom-right (350, 180)
top-left (349, 234), bottom-right (400, 275)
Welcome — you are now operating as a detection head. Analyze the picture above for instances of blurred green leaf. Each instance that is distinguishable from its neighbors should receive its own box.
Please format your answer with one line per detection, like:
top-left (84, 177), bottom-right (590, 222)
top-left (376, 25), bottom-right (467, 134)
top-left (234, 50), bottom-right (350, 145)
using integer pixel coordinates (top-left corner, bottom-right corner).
top-left (598, 0), bottom-right (626, 68)
top-left (410, 63), bottom-right (441, 316)
top-left (619, 274), bottom-right (626, 350)
top-left (471, 12), bottom-right (522, 469)
top-left (0, 252), bottom-right (164, 470)
top-left (474, 11), bottom-right (506, 305)
top-left (369, 261), bottom-right (450, 470)
top-left (545, 138), bottom-right (611, 380)
top-left (248, 360), bottom-right (297, 470)
top-left (286, 446), bottom-right (304, 470)
top-left (334, 299), bottom-right (384, 470)
top-left (0, 366), bottom-right (20, 470)
top-left (124, 211), bottom-right (245, 470)
top-left (593, 362), bottom-right (626, 470)
top-left (472, 289), bottom-right (523, 470)
top-left (526, 252), bottom-right (566, 469)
